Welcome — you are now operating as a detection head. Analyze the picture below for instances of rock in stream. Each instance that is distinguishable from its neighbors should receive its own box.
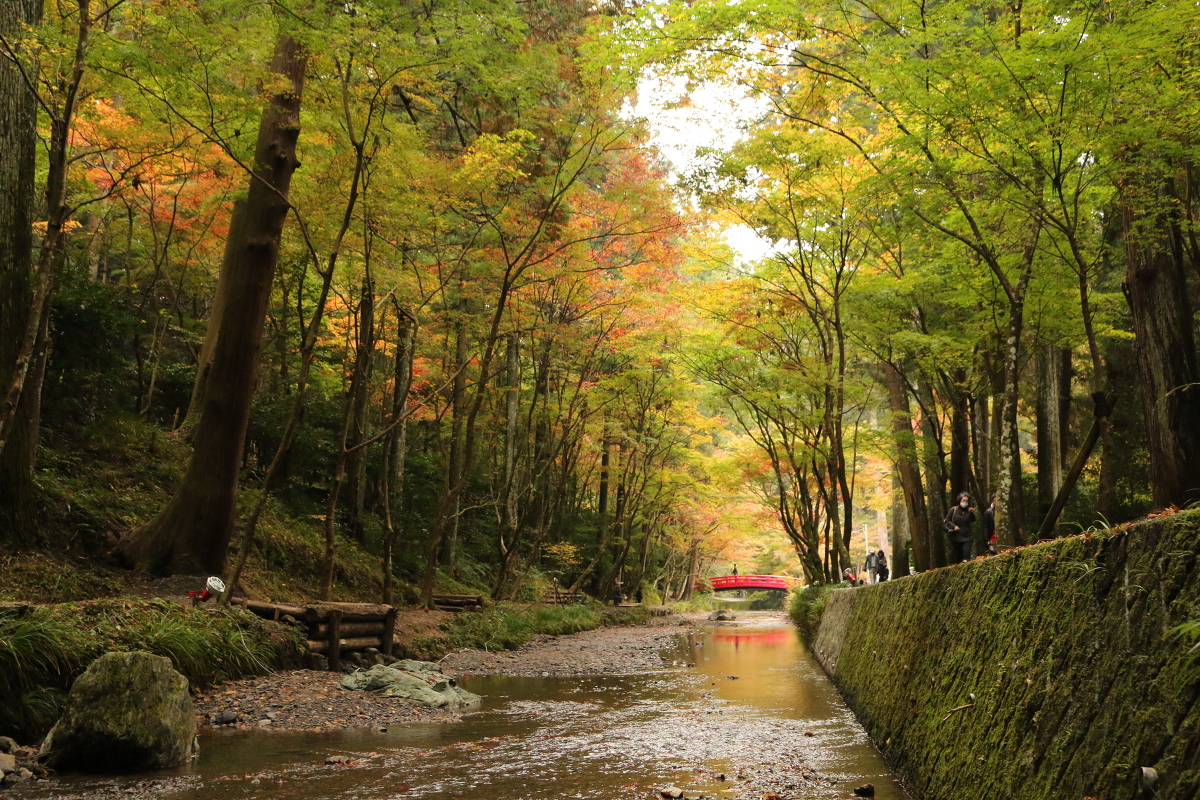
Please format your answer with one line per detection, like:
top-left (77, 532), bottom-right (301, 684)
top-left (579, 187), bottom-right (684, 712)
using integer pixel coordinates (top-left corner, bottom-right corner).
top-left (338, 660), bottom-right (481, 708)
top-left (38, 651), bottom-right (198, 772)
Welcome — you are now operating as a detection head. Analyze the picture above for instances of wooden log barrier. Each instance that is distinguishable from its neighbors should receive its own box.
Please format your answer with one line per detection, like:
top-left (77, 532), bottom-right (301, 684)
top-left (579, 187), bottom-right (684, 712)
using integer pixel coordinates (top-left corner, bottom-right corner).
top-left (233, 598), bottom-right (307, 620)
top-left (312, 620), bottom-right (386, 638)
top-left (231, 598), bottom-right (396, 669)
top-left (431, 594), bottom-right (483, 612)
top-left (306, 636), bottom-right (383, 654)
top-left (542, 592), bottom-right (585, 605)
top-left (302, 602), bottom-right (393, 624)
top-left (383, 607), bottom-right (397, 657)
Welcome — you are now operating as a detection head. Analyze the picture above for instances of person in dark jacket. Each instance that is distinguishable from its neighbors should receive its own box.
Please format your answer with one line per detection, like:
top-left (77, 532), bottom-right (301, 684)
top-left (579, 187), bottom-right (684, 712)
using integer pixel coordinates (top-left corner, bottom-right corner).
top-left (876, 550), bottom-right (890, 581)
top-left (983, 497), bottom-right (997, 554)
top-left (945, 492), bottom-right (976, 563)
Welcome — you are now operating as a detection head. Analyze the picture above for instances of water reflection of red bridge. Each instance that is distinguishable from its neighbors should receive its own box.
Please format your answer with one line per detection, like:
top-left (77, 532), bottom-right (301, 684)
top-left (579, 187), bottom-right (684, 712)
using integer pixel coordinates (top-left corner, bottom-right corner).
top-left (711, 630), bottom-right (794, 645)
top-left (706, 574), bottom-right (801, 591)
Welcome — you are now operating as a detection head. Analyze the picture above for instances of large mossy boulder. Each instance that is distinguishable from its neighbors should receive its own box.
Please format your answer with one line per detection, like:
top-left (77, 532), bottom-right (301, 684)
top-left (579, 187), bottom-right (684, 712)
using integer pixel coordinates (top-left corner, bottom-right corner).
top-left (39, 652), bottom-right (197, 772)
top-left (338, 661), bottom-right (481, 708)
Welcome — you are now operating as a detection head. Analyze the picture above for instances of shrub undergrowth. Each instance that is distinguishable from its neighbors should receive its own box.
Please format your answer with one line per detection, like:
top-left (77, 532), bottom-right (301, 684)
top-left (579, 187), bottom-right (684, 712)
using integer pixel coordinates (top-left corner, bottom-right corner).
top-left (788, 584), bottom-right (836, 641)
top-left (402, 602), bottom-right (650, 660)
top-left (0, 600), bottom-right (300, 741)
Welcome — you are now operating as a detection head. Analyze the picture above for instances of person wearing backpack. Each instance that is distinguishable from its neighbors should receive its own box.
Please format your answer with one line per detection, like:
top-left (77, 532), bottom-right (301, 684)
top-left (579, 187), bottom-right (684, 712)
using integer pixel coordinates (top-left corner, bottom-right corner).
top-left (945, 492), bottom-right (976, 564)
top-left (864, 549), bottom-right (879, 583)
top-left (876, 550), bottom-right (890, 581)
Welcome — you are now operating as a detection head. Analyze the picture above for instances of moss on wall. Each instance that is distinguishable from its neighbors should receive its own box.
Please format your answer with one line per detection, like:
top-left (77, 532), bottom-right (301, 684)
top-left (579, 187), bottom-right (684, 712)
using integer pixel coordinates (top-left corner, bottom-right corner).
top-left (811, 510), bottom-right (1200, 800)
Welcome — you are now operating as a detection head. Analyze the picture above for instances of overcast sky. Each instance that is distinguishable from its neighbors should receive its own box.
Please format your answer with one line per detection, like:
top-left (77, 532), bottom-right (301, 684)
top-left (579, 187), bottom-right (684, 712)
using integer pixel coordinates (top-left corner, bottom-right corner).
top-left (632, 73), bottom-right (775, 265)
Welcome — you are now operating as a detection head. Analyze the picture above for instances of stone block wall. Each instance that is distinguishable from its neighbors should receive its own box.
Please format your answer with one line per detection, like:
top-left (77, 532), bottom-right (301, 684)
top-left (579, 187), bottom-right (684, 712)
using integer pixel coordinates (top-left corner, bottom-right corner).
top-left (811, 510), bottom-right (1200, 800)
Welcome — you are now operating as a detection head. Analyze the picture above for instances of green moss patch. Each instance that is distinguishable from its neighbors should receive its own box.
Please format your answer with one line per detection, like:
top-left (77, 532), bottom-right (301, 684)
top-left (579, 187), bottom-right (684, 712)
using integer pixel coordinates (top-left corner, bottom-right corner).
top-left (810, 510), bottom-right (1200, 800)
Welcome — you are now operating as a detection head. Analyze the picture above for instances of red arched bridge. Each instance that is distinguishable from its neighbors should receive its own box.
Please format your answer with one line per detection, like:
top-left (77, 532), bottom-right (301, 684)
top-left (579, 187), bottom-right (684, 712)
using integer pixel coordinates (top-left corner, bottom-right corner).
top-left (705, 574), bottom-right (802, 592)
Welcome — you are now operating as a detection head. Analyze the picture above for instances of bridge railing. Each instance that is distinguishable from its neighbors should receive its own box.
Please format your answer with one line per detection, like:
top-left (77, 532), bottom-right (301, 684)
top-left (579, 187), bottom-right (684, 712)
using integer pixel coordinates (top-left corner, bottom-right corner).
top-left (708, 574), bottom-right (801, 591)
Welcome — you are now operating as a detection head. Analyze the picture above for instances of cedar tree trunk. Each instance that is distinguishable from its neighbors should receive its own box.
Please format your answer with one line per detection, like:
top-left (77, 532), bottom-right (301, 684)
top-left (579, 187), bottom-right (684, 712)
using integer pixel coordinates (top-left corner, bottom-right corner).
top-left (1121, 172), bottom-right (1200, 508)
top-left (0, 0), bottom-right (42, 544)
top-left (116, 34), bottom-right (307, 575)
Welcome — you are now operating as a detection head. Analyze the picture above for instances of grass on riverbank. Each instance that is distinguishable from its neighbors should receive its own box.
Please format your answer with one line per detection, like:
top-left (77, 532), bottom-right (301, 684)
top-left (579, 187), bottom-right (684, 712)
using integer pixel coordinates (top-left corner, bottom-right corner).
top-left (789, 584), bottom-right (837, 640)
top-left (402, 602), bottom-right (652, 660)
top-left (0, 600), bottom-right (303, 742)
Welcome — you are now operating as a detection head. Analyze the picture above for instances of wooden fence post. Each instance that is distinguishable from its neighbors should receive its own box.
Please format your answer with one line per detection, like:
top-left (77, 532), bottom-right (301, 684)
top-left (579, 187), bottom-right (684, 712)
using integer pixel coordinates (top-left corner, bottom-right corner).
top-left (327, 609), bottom-right (342, 672)
top-left (382, 607), bottom-right (396, 657)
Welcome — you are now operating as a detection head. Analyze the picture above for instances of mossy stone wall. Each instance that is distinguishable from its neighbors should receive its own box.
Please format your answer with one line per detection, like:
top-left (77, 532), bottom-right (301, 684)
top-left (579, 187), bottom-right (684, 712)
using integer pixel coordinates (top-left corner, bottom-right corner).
top-left (812, 510), bottom-right (1200, 800)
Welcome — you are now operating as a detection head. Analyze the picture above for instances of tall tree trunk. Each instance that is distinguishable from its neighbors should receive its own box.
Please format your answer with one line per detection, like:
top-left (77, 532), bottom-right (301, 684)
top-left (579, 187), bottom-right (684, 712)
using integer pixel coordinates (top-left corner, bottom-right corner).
top-left (116, 33), bottom-right (307, 575)
top-left (438, 297), bottom-right (470, 574)
top-left (890, 472), bottom-right (910, 577)
top-left (995, 289), bottom-right (1030, 547)
top-left (219, 85), bottom-right (368, 602)
top-left (421, 291), bottom-right (472, 603)
top-left (1120, 167), bottom-right (1200, 508)
top-left (885, 361), bottom-right (932, 572)
top-left (0, 0), bottom-right (43, 545)
top-left (947, 369), bottom-right (972, 498)
top-left (345, 274), bottom-right (375, 542)
top-left (681, 540), bottom-right (699, 601)
top-left (969, 387), bottom-right (990, 510)
top-left (1035, 345), bottom-right (1065, 522)
top-left (917, 376), bottom-right (948, 567)
top-left (382, 310), bottom-right (414, 606)
top-left (493, 331), bottom-right (522, 598)
top-left (1058, 348), bottom-right (1072, 470)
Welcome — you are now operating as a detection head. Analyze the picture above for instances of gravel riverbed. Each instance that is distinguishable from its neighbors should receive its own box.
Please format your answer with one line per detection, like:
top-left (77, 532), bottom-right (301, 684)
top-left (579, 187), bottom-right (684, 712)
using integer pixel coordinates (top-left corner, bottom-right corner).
top-left (191, 611), bottom-right (695, 732)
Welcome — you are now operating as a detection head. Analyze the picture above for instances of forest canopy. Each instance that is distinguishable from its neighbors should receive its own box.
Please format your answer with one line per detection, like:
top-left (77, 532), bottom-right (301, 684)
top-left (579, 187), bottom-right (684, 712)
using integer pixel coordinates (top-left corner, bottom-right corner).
top-left (1, 0), bottom-right (1197, 601)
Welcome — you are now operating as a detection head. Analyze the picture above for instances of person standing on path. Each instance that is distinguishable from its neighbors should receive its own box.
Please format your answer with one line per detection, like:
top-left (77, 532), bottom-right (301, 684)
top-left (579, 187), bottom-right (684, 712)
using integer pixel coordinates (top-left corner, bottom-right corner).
top-left (945, 492), bottom-right (976, 564)
top-left (864, 549), bottom-right (878, 583)
top-left (876, 550), bottom-right (890, 581)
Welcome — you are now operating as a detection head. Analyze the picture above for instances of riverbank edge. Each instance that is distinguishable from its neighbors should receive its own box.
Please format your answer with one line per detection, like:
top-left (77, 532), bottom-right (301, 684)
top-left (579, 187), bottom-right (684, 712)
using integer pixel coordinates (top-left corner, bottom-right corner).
top-left (805, 509), bottom-right (1200, 800)
top-left (0, 600), bottom-right (654, 745)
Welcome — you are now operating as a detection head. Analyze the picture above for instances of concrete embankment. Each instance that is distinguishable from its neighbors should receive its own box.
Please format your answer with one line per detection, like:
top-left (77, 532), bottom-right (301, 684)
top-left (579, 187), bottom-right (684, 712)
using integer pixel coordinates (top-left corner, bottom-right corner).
top-left (810, 510), bottom-right (1200, 800)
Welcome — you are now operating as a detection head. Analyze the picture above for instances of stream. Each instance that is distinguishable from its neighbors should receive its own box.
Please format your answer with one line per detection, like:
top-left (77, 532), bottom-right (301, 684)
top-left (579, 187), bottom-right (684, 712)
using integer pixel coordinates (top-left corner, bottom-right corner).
top-left (21, 613), bottom-right (906, 800)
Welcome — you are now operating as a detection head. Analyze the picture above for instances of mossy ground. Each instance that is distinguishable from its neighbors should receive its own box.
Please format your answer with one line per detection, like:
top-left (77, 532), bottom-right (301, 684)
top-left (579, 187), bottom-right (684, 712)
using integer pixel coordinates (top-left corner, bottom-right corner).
top-left (810, 510), bottom-right (1200, 800)
top-left (5, 415), bottom-right (432, 606)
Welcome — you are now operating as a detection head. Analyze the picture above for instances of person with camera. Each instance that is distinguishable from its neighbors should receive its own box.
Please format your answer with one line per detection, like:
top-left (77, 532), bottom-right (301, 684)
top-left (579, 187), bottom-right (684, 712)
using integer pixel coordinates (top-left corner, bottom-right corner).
top-left (944, 492), bottom-right (976, 564)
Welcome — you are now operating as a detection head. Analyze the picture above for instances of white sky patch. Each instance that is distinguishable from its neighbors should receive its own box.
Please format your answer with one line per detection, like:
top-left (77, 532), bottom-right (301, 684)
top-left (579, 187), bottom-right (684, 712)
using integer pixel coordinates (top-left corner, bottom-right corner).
top-left (632, 71), bottom-right (777, 264)
top-left (633, 72), bottom-right (761, 172)
top-left (723, 223), bottom-right (777, 264)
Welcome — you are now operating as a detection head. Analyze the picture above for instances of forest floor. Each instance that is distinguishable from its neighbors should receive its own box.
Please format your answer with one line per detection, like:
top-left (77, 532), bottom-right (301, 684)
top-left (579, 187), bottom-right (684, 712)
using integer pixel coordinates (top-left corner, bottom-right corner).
top-left (191, 610), bottom-right (693, 733)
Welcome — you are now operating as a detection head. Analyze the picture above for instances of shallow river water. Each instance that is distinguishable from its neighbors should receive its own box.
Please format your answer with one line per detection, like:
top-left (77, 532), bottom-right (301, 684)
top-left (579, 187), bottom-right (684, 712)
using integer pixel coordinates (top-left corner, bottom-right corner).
top-left (26, 613), bottom-right (906, 800)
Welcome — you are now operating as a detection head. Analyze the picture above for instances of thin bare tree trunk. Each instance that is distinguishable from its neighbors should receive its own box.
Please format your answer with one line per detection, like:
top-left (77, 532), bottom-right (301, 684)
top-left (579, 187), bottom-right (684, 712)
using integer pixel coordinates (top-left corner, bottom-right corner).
top-left (890, 472), bottom-right (910, 577)
top-left (918, 376), bottom-right (948, 567)
top-left (345, 274), bottom-right (375, 541)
